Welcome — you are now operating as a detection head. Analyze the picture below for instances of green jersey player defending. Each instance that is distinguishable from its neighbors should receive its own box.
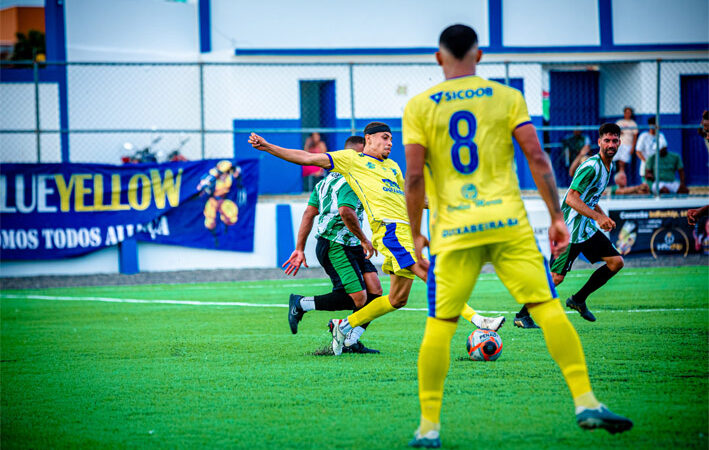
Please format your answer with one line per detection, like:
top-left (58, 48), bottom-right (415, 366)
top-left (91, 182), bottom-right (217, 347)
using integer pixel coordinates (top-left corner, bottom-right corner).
top-left (518, 122), bottom-right (624, 326)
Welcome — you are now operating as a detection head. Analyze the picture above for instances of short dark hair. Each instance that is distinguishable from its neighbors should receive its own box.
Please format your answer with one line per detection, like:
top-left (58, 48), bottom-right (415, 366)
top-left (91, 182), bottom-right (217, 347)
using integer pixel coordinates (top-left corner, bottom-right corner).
top-left (344, 135), bottom-right (365, 149)
top-left (364, 122), bottom-right (390, 134)
top-left (647, 116), bottom-right (656, 125)
top-left (439, 24), bottom-right (478, 60)
top-left (599, 122), bottom-right (621, 137)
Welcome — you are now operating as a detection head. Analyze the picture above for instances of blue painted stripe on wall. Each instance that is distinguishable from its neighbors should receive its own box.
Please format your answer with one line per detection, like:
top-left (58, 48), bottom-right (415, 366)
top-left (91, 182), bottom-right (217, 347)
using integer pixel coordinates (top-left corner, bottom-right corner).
top-left (44, 0), bottom-right (69, 163)
top-left (233, 115), bottom-right (551, 193)
top-left (0, 69), bottom-right (62, 83)
top-left (276, 204), bottom-right (295, 269)
top-left (598, 0), bottom-right (614, 50)
top-left (199, 0), bottom-right (211, 53)
top-left (236, 47), bottom-right (437, 56)
top-left (233, 118), bottom-right (303, 194)
top-left (488, 0), bottom-right (503, 51)
top-left (235, 43), bottom-right (708, 56)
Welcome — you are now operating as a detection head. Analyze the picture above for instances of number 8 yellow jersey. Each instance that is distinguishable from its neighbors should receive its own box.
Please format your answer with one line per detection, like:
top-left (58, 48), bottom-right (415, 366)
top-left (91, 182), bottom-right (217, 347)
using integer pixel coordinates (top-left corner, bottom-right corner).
top-left (403, 75), bottom-right (533, 255)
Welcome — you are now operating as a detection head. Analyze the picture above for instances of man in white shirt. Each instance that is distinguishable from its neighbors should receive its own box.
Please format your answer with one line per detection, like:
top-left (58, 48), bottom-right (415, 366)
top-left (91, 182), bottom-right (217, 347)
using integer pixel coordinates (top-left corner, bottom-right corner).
top-left (614, 107), bottom-right (638, 174)
top-left (636, 116), bottom-right (667, 181)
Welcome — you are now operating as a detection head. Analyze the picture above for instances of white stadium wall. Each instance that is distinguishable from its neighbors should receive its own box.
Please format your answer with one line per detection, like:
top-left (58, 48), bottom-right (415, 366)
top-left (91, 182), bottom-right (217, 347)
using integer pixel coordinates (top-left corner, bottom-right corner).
top-left (210, 0), bottom-right (490, 54)
top-left (612, 0), bottom-right (708, 45)
top-left (502, 0), bottom-right (600, 47)
top-left (53, 0), bottom-right (707, 60)
top-left (64, 0), bottom-right (200, 61)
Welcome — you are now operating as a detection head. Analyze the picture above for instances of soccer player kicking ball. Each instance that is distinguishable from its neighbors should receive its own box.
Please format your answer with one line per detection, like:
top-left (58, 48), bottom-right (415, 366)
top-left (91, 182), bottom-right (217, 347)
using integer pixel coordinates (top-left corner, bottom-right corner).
top-left (284, 136), bottom-right (382, 354)
top-left (248, 123), bottom-right (505, 356)
top-left (403, 24), bottom-right (632, 448)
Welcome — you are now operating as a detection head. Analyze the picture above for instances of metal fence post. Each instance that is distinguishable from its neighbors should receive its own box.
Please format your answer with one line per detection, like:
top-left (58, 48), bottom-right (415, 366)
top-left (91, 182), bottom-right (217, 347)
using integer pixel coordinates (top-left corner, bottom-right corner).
top-left (349, 63), bottom-right (356, 135)
top-left (504, 61), bottom-right (510, 86)
top-left (654, 59), bottom-right (661, 199)
top-left (33, 60), bottom-right (40, 162)
top-left (199, 61), bottom-right (206, 159)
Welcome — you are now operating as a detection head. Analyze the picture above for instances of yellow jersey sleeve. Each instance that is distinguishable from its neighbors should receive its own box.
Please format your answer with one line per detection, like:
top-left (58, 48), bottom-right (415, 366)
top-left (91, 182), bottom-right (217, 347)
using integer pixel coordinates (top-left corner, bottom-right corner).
top-left (326, 149), bottom-right (355, 174)
top-left (509, 89), bottom-right (532, 131)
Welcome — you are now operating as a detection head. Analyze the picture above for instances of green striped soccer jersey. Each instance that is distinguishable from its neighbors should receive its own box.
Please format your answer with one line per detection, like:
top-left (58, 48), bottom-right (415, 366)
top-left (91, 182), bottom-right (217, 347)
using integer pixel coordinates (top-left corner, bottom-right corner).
top-left (562, 155), bottom-right (611, 243)
top-left (308, 173), bottom-right (365, 246)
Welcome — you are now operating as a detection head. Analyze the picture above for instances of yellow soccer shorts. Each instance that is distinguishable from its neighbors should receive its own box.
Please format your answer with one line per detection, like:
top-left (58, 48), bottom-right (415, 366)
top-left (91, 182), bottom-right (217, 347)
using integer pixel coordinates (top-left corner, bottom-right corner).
top-left (428, 230), bottom-right (557, 319)
top-left (371, 222), bottom-right (417, 279)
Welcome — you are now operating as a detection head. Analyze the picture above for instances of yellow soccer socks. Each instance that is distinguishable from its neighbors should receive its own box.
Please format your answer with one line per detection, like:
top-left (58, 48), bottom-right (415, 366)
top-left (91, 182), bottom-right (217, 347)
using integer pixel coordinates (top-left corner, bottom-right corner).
top-left (527, 300), bottom-right (601, 410)
top-left (418, 317), bottom-right (458, 433)
top-left (459, 304), bottom-right (476, 323)
top-left (346, 295), bottom-right (395, 328)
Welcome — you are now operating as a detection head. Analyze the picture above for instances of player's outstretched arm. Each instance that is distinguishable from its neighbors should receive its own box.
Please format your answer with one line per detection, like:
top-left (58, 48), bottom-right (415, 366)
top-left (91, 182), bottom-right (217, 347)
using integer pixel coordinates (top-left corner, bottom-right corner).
top-left (514, 123), bottom-right (569, 257)
top-left (282, 205), bottom-right (318, 276)
top-left (339, 206), bottom-right (377, 259)
top-left (404, 143), bottom-right (430, 264)
top-left (248, 133), bottom-right (332, 169)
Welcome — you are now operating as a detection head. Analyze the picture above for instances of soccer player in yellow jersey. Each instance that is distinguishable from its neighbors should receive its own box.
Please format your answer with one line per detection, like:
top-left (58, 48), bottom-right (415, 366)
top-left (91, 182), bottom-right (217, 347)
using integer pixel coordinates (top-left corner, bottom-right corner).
top-left (248, 123), bottom-right (505, 355)
top-left (403, 24), bottom-right (633, 447)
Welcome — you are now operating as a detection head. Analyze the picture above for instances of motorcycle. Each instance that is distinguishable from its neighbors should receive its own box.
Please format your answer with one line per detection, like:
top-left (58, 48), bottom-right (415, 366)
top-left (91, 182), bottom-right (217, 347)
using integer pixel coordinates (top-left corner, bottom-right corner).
top-left (121, 136), bottom-right (162, 164)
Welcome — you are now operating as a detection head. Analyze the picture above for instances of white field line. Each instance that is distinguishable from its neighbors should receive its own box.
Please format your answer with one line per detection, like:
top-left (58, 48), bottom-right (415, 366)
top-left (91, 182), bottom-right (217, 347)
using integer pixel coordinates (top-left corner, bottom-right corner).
top-left (0, 294), bottom-right (706, 314)
top-left (142, 270), bottom-right (685, 291)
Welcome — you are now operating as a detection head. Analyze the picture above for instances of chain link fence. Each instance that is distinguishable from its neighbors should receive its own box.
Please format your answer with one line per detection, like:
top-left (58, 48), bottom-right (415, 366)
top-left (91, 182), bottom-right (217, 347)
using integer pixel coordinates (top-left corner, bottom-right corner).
top-left (1, 59), bottom-right (707, 189)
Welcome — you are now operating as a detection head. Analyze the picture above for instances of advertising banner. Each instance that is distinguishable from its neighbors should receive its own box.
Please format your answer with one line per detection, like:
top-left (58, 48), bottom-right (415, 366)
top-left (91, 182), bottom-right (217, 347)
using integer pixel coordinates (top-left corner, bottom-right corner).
top-left (609, 206), bottom-right (707, 258)
top-left (1, 159), bottom-right (259, 260)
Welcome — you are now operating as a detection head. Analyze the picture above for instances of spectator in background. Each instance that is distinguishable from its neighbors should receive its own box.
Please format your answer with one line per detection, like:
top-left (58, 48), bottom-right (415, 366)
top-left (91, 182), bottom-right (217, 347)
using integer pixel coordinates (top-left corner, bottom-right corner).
top-left (635, 117), bottom-right (667, 182)
top-left (609, 171), bottom-right (649, 196)
top-left (699, 110), bottom-right (709, 154)
top-left (568, 144), bottom-right (590, 177)
top-left (614, 107), bottom-right (638, 174)
top-left (645, 146), bottom-right (688, 194)
top-left (302, 132), bottom-right (328, 191)
top-left (562, 126), bottom-right (591, 173)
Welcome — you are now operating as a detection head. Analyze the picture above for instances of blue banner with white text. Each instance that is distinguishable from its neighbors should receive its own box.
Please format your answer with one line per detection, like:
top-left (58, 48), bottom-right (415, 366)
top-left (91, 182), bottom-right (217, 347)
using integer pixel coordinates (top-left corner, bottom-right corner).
top-left (0, 159), bottom-right (258, 260)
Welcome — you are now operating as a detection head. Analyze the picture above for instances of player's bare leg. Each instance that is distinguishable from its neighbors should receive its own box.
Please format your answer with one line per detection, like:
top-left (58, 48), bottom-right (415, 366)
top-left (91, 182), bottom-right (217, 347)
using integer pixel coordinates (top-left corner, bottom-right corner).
top-left (330, 274), bottom-right (413, 355)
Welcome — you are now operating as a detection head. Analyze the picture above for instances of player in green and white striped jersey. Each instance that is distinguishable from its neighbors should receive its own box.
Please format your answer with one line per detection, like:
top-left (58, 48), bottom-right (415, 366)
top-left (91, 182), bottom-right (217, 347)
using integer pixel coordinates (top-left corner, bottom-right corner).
top-left (310, 172), bottom-right (367, 247)
top-left (551, 123), bottom-right (624, 321)
top-left (517, 123), bottom-right (625, 325)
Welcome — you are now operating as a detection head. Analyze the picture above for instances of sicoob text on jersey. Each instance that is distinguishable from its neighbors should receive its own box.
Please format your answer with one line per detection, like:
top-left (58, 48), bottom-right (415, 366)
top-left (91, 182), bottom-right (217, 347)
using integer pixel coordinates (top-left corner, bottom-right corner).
top-left (430, 87), bottom-right (493, 104)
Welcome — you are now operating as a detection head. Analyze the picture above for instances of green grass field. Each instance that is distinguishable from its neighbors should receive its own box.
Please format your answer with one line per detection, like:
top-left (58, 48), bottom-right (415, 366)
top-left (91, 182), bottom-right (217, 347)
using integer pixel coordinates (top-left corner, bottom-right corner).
top-left (1, 265), bottom-right (707, 449)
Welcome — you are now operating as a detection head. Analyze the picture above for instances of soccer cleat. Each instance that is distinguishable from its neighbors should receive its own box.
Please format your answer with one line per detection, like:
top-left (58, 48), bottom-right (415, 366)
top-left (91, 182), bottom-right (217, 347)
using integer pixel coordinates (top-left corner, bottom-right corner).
top-left (409, 430), bottom-right (441, 448)
top-left (288, 294), bottom-right (305, 334)
top-left (576, 404), bottom-right (633, 434)
top-left (566, 296), bottom-right (597, 322)
top-left (475, 315), bottom-right (506, 331)
top-left (342, 341), bottom-right (380, 354)
top-left (328, 319), bottom-right (346, 356)
top-left (513, 314), bottom-right (540, 329)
